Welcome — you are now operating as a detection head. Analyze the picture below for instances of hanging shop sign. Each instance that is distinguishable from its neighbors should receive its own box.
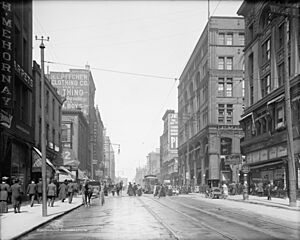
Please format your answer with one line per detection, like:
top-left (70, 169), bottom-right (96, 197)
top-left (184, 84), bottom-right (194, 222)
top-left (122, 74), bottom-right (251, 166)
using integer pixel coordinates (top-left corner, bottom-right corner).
top-left (242, 164), bottom-right (250, 173)
top-left (1, 1), bottom-right (14, 123)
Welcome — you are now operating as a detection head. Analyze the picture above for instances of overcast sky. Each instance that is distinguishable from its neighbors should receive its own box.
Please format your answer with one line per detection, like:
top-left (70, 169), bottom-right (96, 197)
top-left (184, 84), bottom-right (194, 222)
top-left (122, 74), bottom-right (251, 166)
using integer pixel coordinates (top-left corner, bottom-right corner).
top-left (33, 0), bottom-right (243, 181)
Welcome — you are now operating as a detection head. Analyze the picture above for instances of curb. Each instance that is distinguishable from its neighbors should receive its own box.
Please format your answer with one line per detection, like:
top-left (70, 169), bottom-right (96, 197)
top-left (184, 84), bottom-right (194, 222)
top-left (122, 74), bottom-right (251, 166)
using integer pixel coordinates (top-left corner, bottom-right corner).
top-left (226, 198), bottom-right (300, 212)
top-left (10, 202), bottom-right (83, 240)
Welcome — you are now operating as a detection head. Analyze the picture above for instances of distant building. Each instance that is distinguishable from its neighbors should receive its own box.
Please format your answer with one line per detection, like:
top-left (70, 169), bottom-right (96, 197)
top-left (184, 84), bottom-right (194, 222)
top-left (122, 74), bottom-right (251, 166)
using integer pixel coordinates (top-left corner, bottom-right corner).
top-left (104, 135), bottom-right (115, 183)
top-left (146, 149), bottom-right (160, 177)
top-left (160, 110), bottom-right (178, 185)
top-left (61, 109), bottom-right (90, 180)
top-left (134, 166), bottom-right (147, 186)
top-left (178, 16), bottom-right (245, 187)
top-left (238, 1), bottom-right (300, 194)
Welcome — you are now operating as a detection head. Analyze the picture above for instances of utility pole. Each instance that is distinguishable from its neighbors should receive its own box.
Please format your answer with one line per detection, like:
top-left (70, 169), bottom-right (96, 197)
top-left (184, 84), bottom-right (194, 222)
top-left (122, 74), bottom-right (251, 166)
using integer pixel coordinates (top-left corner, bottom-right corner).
top-left (36, 36), bottom-right (50, 217)
top-left (283, 16), bottom-right (297, 207)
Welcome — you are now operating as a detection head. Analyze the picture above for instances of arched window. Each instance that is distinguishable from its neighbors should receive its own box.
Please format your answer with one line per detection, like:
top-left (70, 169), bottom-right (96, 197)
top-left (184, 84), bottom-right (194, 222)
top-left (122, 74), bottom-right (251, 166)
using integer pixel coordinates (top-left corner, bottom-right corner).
top-left (220, 138), bottom-right (232, 155)
top-left (259, 6), bottom-right (272, 30)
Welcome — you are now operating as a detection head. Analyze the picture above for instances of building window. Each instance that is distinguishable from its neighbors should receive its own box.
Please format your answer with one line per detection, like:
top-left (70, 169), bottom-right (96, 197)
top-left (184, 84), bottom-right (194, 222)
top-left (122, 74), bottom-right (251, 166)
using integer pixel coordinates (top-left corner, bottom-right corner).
top-left (52, 129), bottom-right (55, 149)
top-left (226, 78), bottom-right (233, 97)
top-left (218, 57), bottom-right (225, 70)
top-left (249, 23), bottom-right (254, 41)
top-left (227, 104), bottom-right (233, 124)
top-left (276, 106), bottom-right (284, 128)
top-left (226, 33), bottom-right (233, 45)
top-left (46, 90), bottom-right (49, 113)
top-left (278, 24), bottom-right (284, 49)
top-left (46, 124), bottom-right (49, 146)
top-left (61, 123), bottom-right (73, 148)
top-left (218, 104), bottom-right (225, 124)
top-left (261, 118), bottom-right (267, 133)
top-left (219, 33), bottom-right (225, 45)
top-left (239, 33), bottom-right (245, 45)
top-left (262, 38), bottom-right (271, 64)
top-left (52, 98), bottom-right (55, 121)
top-left (261, 74), bottom-right (271, 97)
top-left (218, 78), bottom-right (224, 96)
top-left (278, 63), bottom-right (284, 87)
top-left (226, 57), bottom-right (233, 70)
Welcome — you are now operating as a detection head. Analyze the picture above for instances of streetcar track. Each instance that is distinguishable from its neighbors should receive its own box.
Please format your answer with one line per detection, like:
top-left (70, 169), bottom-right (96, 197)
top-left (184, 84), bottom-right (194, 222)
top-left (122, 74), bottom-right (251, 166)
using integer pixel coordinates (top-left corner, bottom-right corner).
top-left (145, 195), bottom-right (295, 240)
top-left (139, 197), bottom-right (238, 240)
top-left (180, 196), bottom-right (299, 231)
top-left (137, 197), bottom-right (180, 240)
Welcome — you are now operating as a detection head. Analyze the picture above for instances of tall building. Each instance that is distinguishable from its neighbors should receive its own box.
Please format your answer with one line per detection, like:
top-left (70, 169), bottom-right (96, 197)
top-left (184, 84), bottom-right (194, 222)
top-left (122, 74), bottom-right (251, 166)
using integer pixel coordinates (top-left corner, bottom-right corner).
top-left (61, 109), bottom-right (90, 179)
top-left (49, 65), bottom-right (98, 177)
top-left (146, 149), bottom-right (160, 177)
top-left (238, 1), bottom-right (300, 196)
top-left (178, 16), bottom-right (245, 188)
top-left (0, 0), bottom-right (34, 191)
top-left (160, 110), bottom-right (178, 185)
top-left (104, 135), bottom-right (115, 183)
top-left (93, 105), bottom-right (105, 180)
top-left (32, 61), bottom-right (63, 181)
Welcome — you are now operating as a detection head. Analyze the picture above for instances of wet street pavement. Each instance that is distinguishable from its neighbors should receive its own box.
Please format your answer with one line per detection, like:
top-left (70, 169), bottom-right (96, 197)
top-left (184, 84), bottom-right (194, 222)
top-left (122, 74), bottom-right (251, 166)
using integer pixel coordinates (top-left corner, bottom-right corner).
top-left (19, 194), bottom-right (300, 240)
top-left (19, 196), bottom-right (175, 240)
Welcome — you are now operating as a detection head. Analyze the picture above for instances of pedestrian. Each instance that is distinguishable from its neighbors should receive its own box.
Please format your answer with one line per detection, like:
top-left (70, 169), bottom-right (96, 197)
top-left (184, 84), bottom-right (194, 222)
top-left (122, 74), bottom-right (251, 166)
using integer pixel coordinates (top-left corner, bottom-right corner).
top-left (133, 183), bottom-right (137, 196)
top-left (27, 180), bottom-right (37, 207)
top-left (47, 180), bottom-right (57, 207)
top-left (11, 179), bottom-right (23, 213)
top-left (158, 184), bottom-right (166, 198)
top-left (266, 182), bottom-right (272, 200)
top-left (100, 183), bottom-right (105, 206)
top-left (222, 182), bottom-right (228, 199)
top-left (84, 180), bottom-right (90, 207)
top-left (111, 184), bottom-right (116, 196)
top-left (116, 183), bottom-right (120, 196)
top-left (137, 184), bottom-right (142, 196)
top-left (58, 180), bottom-right (67, 202)
top-left (257, 182), bottom-right (264, 197)
top-left (0, 176), bottom-right (10, 213)
top-left (67, 180), bottom-right (75, 204)
top-left (127, 182), bottom-right (134, 196)
top-left (36, 178), bottom-right (43, 204)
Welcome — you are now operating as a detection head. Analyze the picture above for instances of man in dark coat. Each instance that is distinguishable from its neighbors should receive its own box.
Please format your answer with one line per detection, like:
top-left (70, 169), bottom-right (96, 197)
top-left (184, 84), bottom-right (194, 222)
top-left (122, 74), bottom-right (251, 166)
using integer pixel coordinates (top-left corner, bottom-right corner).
top-left (0, 176), bottom-right (10, 213)
top-left (11, 179), bottom-right (23, 213)
top-left (27, 180), bottom-right (37, 207)
top-left (36, 178), bottom-right (43, 204)
top-left (67, 180), bottom-right (75, 203)
top-left (58, 180), bottom-right (68, 202)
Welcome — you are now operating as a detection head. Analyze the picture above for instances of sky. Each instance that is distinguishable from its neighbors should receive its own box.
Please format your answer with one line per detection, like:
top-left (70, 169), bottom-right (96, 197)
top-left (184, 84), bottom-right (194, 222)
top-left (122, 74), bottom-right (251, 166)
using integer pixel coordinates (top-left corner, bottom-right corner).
top-left (32, 0), bottom-right (243, 181)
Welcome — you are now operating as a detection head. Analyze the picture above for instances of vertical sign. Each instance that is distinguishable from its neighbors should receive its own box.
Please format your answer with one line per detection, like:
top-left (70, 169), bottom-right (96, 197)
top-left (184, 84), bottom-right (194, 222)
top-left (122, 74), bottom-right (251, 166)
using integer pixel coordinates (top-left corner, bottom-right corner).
top-left (0, 1), bottom-right (14, 128)
top-left (169, 113), bottom-right (178, 150)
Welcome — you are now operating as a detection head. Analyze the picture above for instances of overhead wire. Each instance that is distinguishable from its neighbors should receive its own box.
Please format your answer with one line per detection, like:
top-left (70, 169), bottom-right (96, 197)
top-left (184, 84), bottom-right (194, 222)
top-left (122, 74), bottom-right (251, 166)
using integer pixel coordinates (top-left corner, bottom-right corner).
top-left (45, 60), bottom-right (177, 80)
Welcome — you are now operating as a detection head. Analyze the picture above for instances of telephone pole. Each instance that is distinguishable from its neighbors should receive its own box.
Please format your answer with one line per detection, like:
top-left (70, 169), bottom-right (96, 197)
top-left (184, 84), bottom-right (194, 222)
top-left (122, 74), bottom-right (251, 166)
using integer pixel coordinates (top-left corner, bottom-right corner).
top-left (36, 36), bottom-right (50, 216)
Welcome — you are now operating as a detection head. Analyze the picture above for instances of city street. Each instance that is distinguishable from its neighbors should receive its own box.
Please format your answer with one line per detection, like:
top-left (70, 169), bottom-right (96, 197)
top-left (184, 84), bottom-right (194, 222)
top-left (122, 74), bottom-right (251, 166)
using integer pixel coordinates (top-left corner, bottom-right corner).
top-left (19, 194), bottom-right (300, 240)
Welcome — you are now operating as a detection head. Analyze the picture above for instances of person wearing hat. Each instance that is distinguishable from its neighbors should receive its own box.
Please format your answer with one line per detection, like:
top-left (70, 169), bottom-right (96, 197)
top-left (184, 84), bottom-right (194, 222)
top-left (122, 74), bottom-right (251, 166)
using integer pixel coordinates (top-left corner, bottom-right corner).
top-left (36, 178), bottom-right (43, 204)
top-left (11, 179), bottom-right (23, 213)
top-left (0, 176), bottom-right (10, 213)
top-left (27, 180), bottom-right (37, 207)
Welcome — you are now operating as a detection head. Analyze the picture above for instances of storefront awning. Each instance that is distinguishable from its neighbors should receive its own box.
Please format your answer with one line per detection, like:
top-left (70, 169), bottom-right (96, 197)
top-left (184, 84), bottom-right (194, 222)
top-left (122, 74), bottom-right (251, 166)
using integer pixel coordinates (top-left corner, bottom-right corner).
top-left (250, 160), bottom-right (283, 169)
top-left (58, 166), bottom-right (76, 178)
top-left (240, 112), bottom-right (252, 121)
top-left (267, 94), bottom-right (284, 105)
top-left (32, 147), bottom-right (56, 171)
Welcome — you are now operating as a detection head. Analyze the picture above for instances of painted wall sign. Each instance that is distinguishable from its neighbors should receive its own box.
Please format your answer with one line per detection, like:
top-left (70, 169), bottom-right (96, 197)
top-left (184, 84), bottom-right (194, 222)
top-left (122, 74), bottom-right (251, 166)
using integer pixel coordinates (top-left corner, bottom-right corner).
top-left (50, 72), bottom-right (90, 116)
top-left (0, 1), bottom-right (14, 117)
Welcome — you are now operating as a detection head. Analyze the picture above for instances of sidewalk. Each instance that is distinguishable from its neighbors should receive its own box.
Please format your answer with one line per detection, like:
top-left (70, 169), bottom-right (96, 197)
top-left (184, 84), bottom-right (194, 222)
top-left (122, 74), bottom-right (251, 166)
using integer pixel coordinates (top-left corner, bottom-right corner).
top-left (189, 193), bottom-right (300, 211)
top-left (0, 195), bottom-right (84, 240)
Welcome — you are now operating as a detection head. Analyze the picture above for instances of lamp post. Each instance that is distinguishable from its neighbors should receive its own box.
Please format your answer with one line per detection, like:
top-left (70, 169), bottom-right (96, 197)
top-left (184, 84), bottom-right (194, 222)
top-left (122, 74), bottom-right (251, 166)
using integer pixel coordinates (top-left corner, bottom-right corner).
top-left (36, 36), bottom-right (49, 217)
